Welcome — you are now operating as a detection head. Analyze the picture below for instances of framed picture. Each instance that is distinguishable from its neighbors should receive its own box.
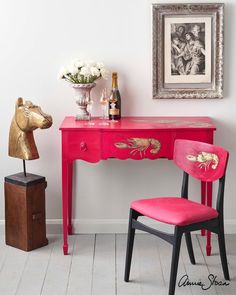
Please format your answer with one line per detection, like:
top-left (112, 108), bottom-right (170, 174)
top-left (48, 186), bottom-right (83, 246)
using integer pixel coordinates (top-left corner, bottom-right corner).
top-left (152, 3), bottom-right (224, 99)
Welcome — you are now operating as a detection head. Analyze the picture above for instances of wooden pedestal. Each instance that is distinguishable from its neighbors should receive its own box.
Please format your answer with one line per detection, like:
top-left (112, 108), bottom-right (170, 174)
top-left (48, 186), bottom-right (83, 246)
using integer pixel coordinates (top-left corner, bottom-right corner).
top-left (4, 172), bottom-right (48, 251)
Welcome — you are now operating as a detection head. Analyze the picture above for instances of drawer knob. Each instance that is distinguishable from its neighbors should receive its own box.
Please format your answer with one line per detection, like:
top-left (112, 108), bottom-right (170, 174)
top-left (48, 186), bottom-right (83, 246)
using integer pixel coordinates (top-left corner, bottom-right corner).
top-left (80, 141), bottom-right (87, 151)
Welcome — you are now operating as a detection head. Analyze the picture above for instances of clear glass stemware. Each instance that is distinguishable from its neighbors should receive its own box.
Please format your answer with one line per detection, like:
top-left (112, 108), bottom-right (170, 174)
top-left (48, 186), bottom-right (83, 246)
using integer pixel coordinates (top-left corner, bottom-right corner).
top-left (99, 88), bottom-right (109, 125)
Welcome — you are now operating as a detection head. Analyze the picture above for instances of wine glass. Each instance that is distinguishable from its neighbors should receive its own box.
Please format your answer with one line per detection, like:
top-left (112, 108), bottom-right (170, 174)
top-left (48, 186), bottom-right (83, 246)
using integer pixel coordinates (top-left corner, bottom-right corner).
top-left (99, 88), bottom-right (109, 125)
top-left (85, 99), bottom-right (95, 126)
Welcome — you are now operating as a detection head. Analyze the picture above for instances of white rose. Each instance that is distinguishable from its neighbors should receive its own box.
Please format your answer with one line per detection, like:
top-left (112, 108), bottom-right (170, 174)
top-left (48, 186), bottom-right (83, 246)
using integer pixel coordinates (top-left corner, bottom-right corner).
top-left (100, 67), bottom-right (109, 79)
top-left (96, 62), bottom-right (105, 69)
top-left (74, 60), bottom-right (84, 68)
top-left (68, 64), bottom-right (78, 75)
top-left (80, 66), bottom-right (91, 77)
top-left (90, 66), bottom-right (100, 77)
top-left (85, 60), bottom-right (96, 67)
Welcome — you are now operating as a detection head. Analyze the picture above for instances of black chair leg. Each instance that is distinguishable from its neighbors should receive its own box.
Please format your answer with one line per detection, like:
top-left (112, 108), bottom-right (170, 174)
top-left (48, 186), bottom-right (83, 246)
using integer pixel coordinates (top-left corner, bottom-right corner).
top-left (218, 224), bottom-right (230, 280)
top-left (185, 232), bottom-right (196, 264)
top-left (124, 209), bottom-right (139, 282)
top-left (168, 227), bottom-right (182, 295)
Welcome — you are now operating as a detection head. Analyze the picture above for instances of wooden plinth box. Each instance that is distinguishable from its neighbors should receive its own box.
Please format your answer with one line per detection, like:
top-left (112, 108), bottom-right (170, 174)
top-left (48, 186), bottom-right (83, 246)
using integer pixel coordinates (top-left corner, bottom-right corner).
top-left (4, 172), bottom-right (48, 251)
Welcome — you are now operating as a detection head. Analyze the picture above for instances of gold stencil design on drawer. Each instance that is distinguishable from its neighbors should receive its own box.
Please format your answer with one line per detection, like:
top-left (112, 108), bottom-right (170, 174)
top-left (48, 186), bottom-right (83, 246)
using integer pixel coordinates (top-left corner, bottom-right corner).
top-left (115, 138), bottom-right (161, 156)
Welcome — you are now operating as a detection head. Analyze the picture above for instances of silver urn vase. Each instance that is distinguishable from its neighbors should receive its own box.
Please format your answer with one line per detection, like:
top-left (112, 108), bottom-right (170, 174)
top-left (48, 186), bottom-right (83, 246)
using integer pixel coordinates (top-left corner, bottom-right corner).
top-left (73, 83), bottom-right (96, 120)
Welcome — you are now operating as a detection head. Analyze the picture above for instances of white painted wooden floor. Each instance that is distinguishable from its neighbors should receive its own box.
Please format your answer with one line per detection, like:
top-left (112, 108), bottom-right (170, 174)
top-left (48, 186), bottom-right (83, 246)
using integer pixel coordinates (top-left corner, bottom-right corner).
top-left (0, 234), bottom-right (235, 295)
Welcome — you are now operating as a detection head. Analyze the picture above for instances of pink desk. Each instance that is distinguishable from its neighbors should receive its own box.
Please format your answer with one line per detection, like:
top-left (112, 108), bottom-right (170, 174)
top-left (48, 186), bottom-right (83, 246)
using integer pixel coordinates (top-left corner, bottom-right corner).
top-left (60, 116), bottom-right (216, 255)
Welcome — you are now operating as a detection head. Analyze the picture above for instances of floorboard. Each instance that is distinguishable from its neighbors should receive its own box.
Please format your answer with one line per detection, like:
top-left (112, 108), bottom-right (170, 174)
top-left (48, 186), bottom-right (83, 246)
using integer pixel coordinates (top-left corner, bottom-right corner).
top-left (157, 236), bottom-right (192, 295)
top-left (116, 234), bottom-right (142, 295)
top-left (15, 237), bottom-right (54, 295)
top-left (135, 234), bottom-right (166, 295)
top-left (66, 234), bottom-right (95, 295)
top-left (0, 234), bottom-right (235, 295)
top-left (91, 234), bottom-right (116, 295)
top-left (0, 245), bottom-right (29, 295)
top-left (198, 234), bottom-right (235, 295)
top-left (181, 234), bottom-right (218, 295)
top-left (40, 236), bottom-right (75, 295)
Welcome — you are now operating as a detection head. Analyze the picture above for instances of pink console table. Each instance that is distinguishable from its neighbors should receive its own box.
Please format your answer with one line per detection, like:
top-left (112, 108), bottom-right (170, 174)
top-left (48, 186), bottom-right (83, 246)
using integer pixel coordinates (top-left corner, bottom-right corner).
top-left (60, 116), bottom-right (216, 255)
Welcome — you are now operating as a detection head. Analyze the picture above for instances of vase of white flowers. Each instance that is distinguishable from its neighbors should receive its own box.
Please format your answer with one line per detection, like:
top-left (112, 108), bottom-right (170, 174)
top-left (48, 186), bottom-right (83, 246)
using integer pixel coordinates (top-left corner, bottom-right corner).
top-left (58, 60), bottom-right (109, 120)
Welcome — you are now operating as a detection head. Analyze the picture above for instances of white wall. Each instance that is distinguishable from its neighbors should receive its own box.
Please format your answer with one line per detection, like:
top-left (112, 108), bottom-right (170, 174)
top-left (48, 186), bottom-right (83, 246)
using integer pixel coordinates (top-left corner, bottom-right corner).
top-left (0, 0), bottom-right (235, 233)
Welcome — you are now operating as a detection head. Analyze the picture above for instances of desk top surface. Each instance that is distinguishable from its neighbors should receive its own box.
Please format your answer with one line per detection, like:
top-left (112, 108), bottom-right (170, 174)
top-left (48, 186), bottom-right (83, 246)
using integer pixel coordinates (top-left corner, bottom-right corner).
top-left (60, 116), bottom-right (216, 131)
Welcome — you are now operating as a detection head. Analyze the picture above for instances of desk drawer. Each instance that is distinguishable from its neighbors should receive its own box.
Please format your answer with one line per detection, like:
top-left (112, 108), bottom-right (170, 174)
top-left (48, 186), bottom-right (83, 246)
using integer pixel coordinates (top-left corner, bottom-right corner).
top-left (64, 131), bottom-right (101, 162)
top-left (102, 131), bottom-right (171, 160)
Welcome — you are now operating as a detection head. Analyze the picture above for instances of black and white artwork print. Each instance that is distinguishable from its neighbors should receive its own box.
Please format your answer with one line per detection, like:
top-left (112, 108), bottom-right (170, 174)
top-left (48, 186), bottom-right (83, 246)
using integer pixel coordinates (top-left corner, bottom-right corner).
top-left (171, 23), bottom-right (205, 76)
top-left (164, 17), bottom-right (211, 84)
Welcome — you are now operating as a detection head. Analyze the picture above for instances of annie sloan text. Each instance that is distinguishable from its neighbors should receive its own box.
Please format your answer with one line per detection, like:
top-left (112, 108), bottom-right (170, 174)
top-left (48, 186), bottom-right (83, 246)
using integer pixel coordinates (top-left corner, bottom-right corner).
top-left (178, 274), bottom-right (230, 291)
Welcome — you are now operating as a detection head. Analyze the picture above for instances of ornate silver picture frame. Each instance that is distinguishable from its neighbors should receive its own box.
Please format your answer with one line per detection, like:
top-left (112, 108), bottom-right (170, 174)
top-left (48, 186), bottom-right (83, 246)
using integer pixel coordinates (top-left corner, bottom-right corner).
top-left (152, 3), bottom-right (224, 99)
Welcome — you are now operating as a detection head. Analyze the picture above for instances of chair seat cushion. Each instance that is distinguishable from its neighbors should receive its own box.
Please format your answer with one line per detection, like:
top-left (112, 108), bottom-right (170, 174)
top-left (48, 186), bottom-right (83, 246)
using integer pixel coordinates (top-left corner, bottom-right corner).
top-left (131, 197), bottom-right (219, 226)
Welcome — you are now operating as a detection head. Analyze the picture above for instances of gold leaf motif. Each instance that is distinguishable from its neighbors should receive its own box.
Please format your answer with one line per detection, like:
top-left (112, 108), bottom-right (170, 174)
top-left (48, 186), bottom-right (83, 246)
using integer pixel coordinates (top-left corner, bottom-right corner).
top-left (186, 152), bottom-right (219, 170)
top-left (115, 138), bottom-right (161, 156)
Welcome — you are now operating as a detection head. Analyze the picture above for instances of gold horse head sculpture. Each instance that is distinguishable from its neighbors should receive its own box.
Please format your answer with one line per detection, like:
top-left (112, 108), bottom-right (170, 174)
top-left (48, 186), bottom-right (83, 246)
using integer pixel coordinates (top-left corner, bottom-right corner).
top-left (9, 97), bottom-right (53, 160)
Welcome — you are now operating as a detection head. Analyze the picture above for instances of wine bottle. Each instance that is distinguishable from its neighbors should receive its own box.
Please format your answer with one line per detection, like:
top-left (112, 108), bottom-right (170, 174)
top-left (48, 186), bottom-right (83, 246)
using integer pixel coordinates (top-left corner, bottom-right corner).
top-left (109, 72), bottom-right (121, 120)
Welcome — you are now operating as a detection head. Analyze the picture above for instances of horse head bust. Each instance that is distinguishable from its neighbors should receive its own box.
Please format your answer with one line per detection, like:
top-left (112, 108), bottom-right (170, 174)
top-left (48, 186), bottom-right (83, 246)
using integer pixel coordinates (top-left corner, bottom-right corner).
top-left (9, 97), bottom-right (53, 160)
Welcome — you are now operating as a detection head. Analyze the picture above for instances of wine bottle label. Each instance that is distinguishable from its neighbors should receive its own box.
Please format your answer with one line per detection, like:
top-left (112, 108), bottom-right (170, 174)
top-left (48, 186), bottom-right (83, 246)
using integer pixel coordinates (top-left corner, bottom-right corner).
top-left (109, 108), bottom-right (120, 115)
top-left (109, 100), bottom-right (120, 116)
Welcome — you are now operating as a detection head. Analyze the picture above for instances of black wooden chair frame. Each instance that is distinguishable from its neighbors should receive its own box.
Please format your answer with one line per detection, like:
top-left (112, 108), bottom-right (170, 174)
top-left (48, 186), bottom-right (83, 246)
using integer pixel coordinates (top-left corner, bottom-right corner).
top-left (124, 172), bottom-right (230, 295)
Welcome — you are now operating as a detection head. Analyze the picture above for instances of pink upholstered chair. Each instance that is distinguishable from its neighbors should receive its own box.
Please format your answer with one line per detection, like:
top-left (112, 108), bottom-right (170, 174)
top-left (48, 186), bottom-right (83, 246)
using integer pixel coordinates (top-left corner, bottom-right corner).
top-left (124, 139), bottom-right (230, 295)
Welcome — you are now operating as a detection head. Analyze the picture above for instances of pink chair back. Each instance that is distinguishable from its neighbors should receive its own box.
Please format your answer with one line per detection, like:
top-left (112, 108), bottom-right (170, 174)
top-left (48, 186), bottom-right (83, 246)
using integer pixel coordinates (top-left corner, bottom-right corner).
top-left (174, 140), bottom-right (229, 182)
